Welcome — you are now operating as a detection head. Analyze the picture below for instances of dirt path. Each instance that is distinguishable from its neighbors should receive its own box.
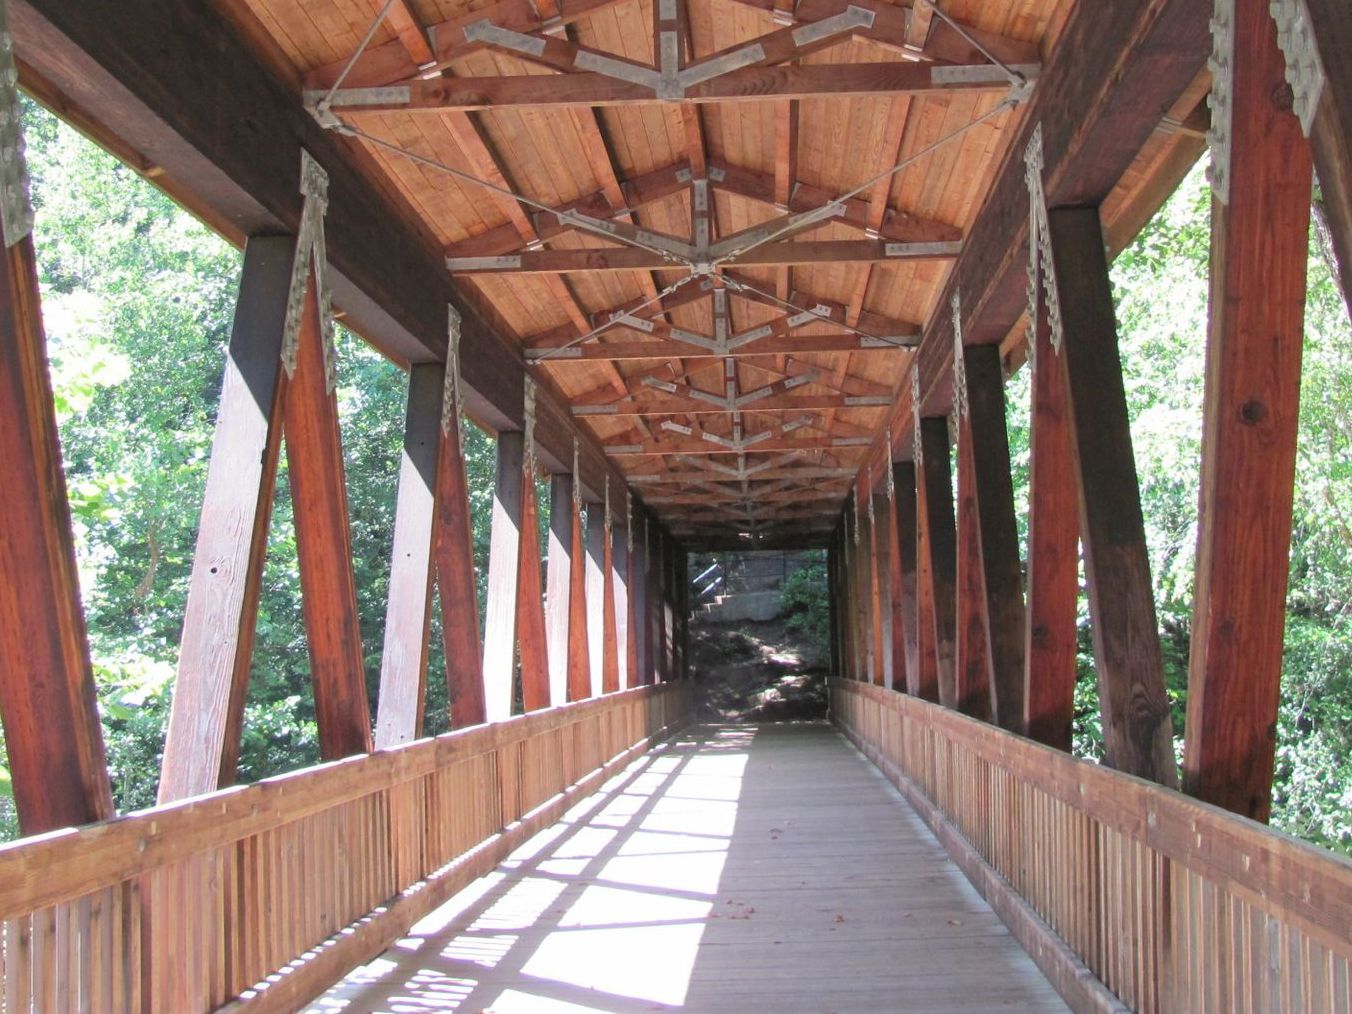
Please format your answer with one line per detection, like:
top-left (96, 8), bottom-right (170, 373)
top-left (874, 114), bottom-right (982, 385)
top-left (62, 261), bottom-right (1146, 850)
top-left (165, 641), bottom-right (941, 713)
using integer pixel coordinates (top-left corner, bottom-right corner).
top-left (688, 617), bottom-right (828, 722)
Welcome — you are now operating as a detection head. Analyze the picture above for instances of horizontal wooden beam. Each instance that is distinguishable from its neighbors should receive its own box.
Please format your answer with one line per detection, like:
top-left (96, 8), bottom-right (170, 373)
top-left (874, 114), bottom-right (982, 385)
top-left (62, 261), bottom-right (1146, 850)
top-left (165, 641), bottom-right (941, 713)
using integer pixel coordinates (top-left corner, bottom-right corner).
top-left (630, 465), bottom-right (856, 484)
top-left (574, 392), bottom-right (889, 417)
top-left (323, 62), bottom-right (1028, 114)
top-left (528, 333), bottom-right (911, 361)
top-left (607, 434), bottom-right (871, 456)
top-left (448, 238), bottom-right (959, 274)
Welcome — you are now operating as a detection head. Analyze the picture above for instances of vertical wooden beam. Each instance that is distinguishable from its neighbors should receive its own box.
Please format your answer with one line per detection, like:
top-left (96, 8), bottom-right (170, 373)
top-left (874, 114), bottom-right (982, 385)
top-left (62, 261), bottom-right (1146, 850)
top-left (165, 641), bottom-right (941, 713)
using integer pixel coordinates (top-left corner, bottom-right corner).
top-left (435, 399), bottom-right (485, 729)
top-left (585, 503), bottom-right (606, 696)
top-left (854, 494), bottom-right (876, 683)
top-left (1024, 300), bottom-right (1080, 751)
top-left (482, 432), bottom-right (524, 721)
top-left (0, 226), bottom-right (114, 831)
top-left (1184, 0), bottom-right (1312, 820)
top-left (566, 490), bottom-right (591, 701)
top-left (653, 527), bottom-right (669, 682)
top-left (1048, 206), bottom-right (1177, 787)
top-left (601, 515), bottom-right (620, 693)
top-left (615, 522), bottom-right (632, 689)
top-left (911, 449), bottom-right (941, 702)
top-left (516, 462), bottom-right (550, 711)
top-left (870, 493), bottom-right (894, 689)
top-left (160, 236), bottom-right (291, 801)
top-left (954, 412), bottom-right (993, 721)
top-left (375, 365), bottom-right (442, 747)
top-left (891, 463), bottom-right (919, 696)
top-left (917, 417), bottom-right (958, 708)
top-left (545, 474), bottom-right (574, 706)
top-left (631, 512), bottom-right (649, 685)
top-left (964, 345), bottom-right (1027, 732)
top-left (285, 270), bottom-right (372, 761)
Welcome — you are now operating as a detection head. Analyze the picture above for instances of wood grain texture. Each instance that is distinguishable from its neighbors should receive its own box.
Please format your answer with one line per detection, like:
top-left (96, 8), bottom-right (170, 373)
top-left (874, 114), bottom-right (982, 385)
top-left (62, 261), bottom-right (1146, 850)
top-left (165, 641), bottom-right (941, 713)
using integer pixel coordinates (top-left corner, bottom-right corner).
top-left (1307, 1), bottom-right (1352, 314)
top-left (376, 366), bottom-right (443, 747)
top-left (917, 418), bottom-right (957, 708)
top-left (160, 237), bottom-right (291, 802)
top-left (963, 345), bottom-right (1026, 733)
top-left (601, 517), bottom-right (620, 694)
top-left (1183, 0), bottom-right (1312, 822)
top-left (955, 414), bottom-right (993, 722)
top-left (1024, 304), bottom-right (1079, 752)
top-left (0, 232), bottom-right (113, 832)
top-left (317, 723), bottom-right (1066, 1013)
top-left (285, 272), bottom-right (373, 761)
top-left (545, 476), bottom-right (574, 707)
top-left (870, 493), bottom-right (893, 689)
top-left (567, 492), bottom-right (592, 702)
top-left (515, 461), bottom-right (551, 713)
top-left (482, 433), bottom-right (525, 722)
top-left (1047, 207), bottom-right (1176, 788)
top-left (435, 408), bottom-right (485, 729)
top-left (891, 463), bottom-right (921, 697)
top-left (584, 505), bottom-right (607, 697)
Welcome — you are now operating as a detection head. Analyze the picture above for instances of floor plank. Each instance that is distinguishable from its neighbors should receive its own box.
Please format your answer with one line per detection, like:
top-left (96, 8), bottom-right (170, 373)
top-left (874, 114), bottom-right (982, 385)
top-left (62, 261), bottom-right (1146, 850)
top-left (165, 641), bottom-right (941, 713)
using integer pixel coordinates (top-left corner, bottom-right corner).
top-left (311, 723), bottom-right (1067, 1012)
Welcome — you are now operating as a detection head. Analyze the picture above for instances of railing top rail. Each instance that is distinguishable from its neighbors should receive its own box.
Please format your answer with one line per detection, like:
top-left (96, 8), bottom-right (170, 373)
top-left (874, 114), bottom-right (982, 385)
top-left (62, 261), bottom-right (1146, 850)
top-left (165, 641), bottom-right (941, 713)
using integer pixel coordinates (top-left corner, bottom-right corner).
top-left (833, 679), bottom-right (1352, 952)
top-left (0, 683), bottom-right (676, 919)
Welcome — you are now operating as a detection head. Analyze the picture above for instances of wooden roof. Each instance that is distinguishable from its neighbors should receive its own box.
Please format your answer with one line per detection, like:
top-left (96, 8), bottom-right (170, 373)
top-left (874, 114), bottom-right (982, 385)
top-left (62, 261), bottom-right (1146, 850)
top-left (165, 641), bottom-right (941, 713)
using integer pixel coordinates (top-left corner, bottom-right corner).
top-left (220, 0), bottom-right (1200, 547)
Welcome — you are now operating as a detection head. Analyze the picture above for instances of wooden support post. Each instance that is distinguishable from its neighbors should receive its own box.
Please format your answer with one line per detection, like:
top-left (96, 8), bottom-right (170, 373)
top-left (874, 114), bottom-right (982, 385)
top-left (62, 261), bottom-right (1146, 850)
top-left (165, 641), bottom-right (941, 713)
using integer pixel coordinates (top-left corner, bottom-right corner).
top-left (1184, 0), bottom-right (1312, 820)
top-left (649, 523), bottom-right (665, 682)
top-left (871, 493), bottom-right (894, 689)
top-left (911, 450), bottom-right (941, 701)
top-left (828, 534), bottom-right (842, 677)
top-left (602, 514), bottom-right (620, 694)
top-left (854, 494), bottom-right (876, 684)
top-left (375, 365), bottom-right (442, 747)
top-left (482, 432), bottom-right (525, 721)
top-left (285, 269), bottom-right (373, 761)
top-left (585, 504), bottom-right (607, 696)
top-left (1024, 300), bottom-right (1079, 751)
top-left (545, 475), bottom-right (574, 706)
top-left (516, 461), bottom-right (550, 711)
top-left (616, 523), bottom-right (633, 689)
top-left (566, 489), bottom-right (591, 701)
top-left (954, 411), bottom-right (993, 722)
top-left (160, 237), bottom-right (291, 801)
top-left (631, 512), bottom-right (649, 685)
top-left (434, 398), bottom-right (485, 729)
top-left (1048, 207), bottom-right (1177, 787)
top-left (0, 225), bottom-right (114, 832)
top-left (963, 345), bottom-right (1027, 732)
top-left (891, 462), bottom-right (920, 696)
top-left (917, 417), bottom-right (958, 708)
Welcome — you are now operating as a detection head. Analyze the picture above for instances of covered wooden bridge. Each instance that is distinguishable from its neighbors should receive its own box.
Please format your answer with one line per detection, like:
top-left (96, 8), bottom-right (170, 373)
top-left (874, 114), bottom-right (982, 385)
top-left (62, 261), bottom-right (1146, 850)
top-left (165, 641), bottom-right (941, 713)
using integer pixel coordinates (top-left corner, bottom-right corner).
top-left (1, 0), bottom-right (1351, 1009)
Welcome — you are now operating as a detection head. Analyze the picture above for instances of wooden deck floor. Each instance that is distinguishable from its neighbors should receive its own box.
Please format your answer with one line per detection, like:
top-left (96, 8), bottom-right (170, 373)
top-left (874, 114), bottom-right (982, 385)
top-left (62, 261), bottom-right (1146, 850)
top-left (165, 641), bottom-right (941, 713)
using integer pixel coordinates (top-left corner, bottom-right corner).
top-left (312, 724), bottom-right (1066, 1013)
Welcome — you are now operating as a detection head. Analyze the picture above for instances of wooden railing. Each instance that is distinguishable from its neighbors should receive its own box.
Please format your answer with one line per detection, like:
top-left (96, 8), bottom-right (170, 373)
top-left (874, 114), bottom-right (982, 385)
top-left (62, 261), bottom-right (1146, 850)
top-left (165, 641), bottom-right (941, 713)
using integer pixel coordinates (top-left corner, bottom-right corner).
top-left (0, 683), bottom-right (691, 1013)
top-left (832, 679), bottom-right (1352, 1013)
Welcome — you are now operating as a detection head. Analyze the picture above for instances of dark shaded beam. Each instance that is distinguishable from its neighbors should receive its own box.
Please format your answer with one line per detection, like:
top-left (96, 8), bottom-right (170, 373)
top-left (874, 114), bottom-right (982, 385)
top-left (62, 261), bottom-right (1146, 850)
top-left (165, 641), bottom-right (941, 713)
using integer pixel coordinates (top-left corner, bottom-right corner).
top-left (528, 334), bottom-right (911, 361)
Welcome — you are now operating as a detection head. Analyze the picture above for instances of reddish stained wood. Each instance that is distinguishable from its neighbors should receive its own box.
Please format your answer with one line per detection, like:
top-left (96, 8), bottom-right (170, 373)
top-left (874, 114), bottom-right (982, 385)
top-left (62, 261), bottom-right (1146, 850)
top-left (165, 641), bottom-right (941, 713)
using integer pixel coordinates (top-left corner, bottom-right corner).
top-left (567, 493), bottom-right (592, 702)
top-left (482, 433), bottom-right (525, 721)
top-left (285, 271), bottom-right (373, 761)
top-left (545, 476), bottom-right (575, 706)
top-left (1183, 0), bottom-right (1312, 822)
top-left (917, 418), bottom-right (957, 708)
top-left (160, 237), bottom-right (291, 802)
top-left (1024, 302), bottom-right (1079, 752)
top-left (954, 415), bottom-right (992, 723)
top-left (531, 333), bottom-right (912, 362)
top-left (1047, 207), bottom-right (1176, 788)
top-left (375, 365), bottom-right (441, 748)
top-left (0, 231), bottom-right (114, 832)
top-left (516, 461), bottom-right (550, 712)
top-left (435, 408), bottom-right (485, 729)
top-left (344, 62), bottom-right (1020, 113)
top-left (963, 346), bottom-right (1027, 733)
top-left (630, 515), bottom-right (649, 686)
top-left (622, 529), bottom-right (638, 689)
top-left (891, 463), bottom-right (922, 697)
top-left (584, 505), bottom-right (607, 696)
top-left (602, 522), bottom-right (620, 694)
top-left (870, 493), bottom-right (893, 689)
